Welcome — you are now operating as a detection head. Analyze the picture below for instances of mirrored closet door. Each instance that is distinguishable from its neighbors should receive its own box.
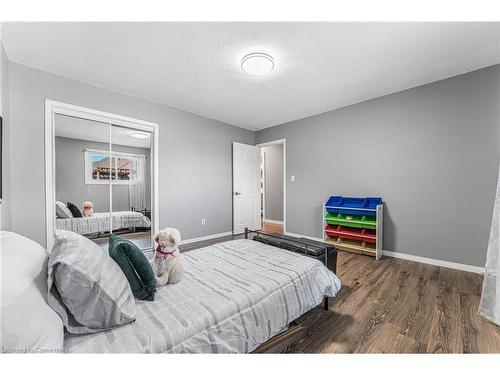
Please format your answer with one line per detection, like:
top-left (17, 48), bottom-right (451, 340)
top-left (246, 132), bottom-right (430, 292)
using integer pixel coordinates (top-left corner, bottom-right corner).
top-left (52, 110), bottom-right (156, 251)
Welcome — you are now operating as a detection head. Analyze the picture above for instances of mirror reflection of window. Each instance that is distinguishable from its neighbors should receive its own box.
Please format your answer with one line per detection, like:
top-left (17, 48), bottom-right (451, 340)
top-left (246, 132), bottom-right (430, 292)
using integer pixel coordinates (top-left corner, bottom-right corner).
top-left (92, 153), bottom-right (111, 181)
top-left (115, 156), bottom-right (134, 181)
top-left (85, 151), bottom-right (140, 185)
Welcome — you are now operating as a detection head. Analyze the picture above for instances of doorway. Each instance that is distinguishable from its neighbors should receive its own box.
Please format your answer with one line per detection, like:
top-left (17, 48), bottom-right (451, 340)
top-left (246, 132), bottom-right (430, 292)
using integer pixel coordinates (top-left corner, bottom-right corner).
top-left (258, 139), bottom-right (285, 234)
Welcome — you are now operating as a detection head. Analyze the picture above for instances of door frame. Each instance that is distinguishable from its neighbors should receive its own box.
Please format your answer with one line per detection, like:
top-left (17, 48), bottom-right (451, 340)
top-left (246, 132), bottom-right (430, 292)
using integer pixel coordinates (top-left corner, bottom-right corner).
top-left (256, 139), bottom-right (286, 233)
top-left (44, 99), bottom-right (159, 250)
top-left (260, 149), bottom-right (266, 223)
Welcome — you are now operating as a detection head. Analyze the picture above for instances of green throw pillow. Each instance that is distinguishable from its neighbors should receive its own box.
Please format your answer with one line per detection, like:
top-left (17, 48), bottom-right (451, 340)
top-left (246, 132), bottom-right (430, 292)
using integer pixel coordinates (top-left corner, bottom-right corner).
top-left (108, 235), bottom-right (156, 301)
top-left (66, 202), bottom-right (82, 218)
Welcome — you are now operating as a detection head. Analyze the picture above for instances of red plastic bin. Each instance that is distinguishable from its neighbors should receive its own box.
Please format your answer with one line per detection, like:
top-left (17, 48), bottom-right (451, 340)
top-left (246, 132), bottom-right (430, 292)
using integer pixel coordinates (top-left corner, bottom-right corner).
top-left (325, 225), bottom-right (376, 244)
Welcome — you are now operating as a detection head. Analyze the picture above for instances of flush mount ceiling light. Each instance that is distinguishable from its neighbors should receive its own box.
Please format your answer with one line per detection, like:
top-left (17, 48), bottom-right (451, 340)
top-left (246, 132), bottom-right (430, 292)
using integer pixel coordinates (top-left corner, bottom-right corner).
top-left (130, 132), bottom-right (149, 139)
top-left (241, 52), bottom-right (275, 75)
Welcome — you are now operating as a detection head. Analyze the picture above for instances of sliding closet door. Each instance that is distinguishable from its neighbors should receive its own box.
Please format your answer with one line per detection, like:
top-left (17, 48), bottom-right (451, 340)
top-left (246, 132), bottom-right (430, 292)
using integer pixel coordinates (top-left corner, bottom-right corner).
top-left (54, 114), bottom-right (112, 248)
top-left (110, 124), bottom-right (153, 249)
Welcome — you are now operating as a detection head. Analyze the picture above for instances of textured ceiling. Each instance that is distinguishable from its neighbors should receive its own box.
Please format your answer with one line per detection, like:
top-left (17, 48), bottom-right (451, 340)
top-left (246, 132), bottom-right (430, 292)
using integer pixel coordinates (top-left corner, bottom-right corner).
top-left (3, 22), bottom-right (500, 130)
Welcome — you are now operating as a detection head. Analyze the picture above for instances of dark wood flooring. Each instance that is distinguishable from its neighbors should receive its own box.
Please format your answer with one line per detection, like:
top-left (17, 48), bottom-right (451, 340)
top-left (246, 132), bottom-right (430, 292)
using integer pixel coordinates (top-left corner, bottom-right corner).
top-left (178, 233), bottom-right (500, 353)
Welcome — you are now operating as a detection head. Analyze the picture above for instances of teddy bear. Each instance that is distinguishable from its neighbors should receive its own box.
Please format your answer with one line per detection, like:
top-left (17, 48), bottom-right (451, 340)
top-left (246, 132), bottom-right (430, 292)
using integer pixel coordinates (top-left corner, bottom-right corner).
top-left (82, 201), bottom-right (94, 217)
top-left (153, 227), bottom-right (184, 285)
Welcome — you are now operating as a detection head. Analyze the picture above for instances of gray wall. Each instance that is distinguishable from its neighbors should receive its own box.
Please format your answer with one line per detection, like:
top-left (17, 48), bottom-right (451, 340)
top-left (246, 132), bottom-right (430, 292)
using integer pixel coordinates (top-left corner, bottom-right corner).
top-left (261, 143), bottom-right (283, 222)
top-left (55, 136), bottom-right (151, 213)
top-left (8, 62), bottom-right (254, 245)
top-left (256, 64), bottom-right (500, 267)
top-left (0, 42), bottom-right (10, 230)
top-left (6, 59), bottom-right (500, 267)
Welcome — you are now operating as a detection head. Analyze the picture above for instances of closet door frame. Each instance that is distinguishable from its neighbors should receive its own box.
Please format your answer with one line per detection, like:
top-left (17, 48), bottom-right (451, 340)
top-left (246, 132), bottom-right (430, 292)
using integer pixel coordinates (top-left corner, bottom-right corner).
top-left (44, 99), bottom-right (159, 250)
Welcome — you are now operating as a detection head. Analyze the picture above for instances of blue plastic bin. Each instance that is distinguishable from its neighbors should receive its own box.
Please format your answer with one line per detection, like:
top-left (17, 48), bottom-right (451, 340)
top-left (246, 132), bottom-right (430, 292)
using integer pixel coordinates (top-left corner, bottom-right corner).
top-left (325, 196), bottom-right (382, 216)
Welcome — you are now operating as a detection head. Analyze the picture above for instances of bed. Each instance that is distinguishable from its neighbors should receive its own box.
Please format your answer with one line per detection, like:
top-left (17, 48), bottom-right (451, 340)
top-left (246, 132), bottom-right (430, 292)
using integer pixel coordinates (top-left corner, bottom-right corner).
top-left (63, 239), bottom-right (341, 353)
top-left (56, 211), bottom-right (151, 235)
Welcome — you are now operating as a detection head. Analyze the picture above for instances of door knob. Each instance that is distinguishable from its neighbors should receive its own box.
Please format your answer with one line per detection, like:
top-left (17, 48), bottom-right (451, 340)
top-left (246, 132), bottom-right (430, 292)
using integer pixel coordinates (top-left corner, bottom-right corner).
top-left (234, 192), bottom-right (242, 195)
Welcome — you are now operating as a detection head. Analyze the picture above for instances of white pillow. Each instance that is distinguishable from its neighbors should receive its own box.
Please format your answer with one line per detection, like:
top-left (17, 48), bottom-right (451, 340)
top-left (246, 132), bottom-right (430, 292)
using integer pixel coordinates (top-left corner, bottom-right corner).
top-left (0, 231), bottom-right (64, 353)
top-left (55, 201), bottom-right (73, 219)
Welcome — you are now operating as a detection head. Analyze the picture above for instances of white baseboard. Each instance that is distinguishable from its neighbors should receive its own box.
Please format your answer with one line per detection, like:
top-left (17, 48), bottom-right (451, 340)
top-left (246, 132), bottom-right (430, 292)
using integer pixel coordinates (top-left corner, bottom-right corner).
top-left (263, 219), bottom-right (284, 225)
top-left (285, 231), bottom-right (484, 274)
top-left (285, 232), bottom-right (324, 241)
top-left (383, 250), bottom-right (484, 274)
top-left (181, 231), bottom-right (233, 245)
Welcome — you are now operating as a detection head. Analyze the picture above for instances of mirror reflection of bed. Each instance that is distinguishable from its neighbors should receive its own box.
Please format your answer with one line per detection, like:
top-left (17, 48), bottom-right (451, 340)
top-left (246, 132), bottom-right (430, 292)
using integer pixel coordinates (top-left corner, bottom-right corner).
top-left (54, 114), bottom-right (153, 250)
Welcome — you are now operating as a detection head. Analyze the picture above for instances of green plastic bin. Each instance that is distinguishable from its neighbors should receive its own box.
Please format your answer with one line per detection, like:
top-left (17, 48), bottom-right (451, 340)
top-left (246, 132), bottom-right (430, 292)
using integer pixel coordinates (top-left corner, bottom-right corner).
top-left (324, 212), bottom-right (376, 230)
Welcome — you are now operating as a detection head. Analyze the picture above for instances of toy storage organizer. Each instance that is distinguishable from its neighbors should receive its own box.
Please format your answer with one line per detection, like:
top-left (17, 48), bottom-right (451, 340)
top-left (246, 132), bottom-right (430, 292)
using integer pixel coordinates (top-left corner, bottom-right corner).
top-left (323, 196), bottom-right (383, 259)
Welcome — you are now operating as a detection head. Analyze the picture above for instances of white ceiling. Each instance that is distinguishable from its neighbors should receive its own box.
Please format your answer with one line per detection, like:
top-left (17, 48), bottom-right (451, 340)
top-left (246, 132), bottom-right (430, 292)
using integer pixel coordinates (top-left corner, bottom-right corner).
top-left (3, 22), bottom-right (500, 130)
top-left (55, 114), bottom-right (151, 149)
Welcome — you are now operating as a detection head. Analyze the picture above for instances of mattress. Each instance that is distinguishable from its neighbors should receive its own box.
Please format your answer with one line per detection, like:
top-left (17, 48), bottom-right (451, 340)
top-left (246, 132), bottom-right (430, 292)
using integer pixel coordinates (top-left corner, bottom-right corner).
top-left (64, 239), bottom-right (341, 353)
top-left (56, 211), bottom-right (151, 235)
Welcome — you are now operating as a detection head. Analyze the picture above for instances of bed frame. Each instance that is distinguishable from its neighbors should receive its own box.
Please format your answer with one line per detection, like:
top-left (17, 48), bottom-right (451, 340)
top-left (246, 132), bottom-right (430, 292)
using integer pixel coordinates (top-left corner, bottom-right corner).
top-left (244, 229), bottom-right (338, 353)
top-left (252, 305), bottom-right (334, 353)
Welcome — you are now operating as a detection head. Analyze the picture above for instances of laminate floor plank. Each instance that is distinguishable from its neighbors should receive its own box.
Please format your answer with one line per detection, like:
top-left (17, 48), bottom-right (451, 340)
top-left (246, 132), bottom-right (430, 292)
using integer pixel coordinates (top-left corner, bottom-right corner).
top-left (391, 262), bottom-right (439, 345)
top-left (346, 262), bottom-right (420, 353)
top-left (462, 293), bottom-right (500, 353)
top-left (320, 300), bottom-right (379, 353)
top-left (459, 292), bottom-right (481, 353)
top-left (330, 259), bottom-right (394, 316)
top-left (439, 267), bottom-right (483, 297)
top-left (354, 322), bottom-right (424, 354)
top-left (426, 275), bottom-right (463, 353)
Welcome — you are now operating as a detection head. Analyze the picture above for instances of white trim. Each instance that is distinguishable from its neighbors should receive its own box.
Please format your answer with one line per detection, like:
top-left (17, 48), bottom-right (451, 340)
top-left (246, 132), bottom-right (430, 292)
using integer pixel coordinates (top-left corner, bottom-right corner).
top-left (285, 231), bottom-right (324, 242)
top-left (108, 122), bottom-right (113, 235)
top-left (45, 100), bottom-right (159, 250)
top-left (181, 231), bottom-right (233, 245)
top-left (325, 205), bottom-right (377, 212)
top-left (257, 138), bottom-right (286, 233)
top-left (45, 104), bottom-right (55, 250)
top-left (261, 149), bottom-right (266, 222)
top-left (45, 100), bottom-right (156, 131)
top-left (285, 231), bottom-right (484, 274)
top-left (152, 115), bottom-right (159, 251)
top-left (375, 204), bottom-right (383, 260)
top-left (257, 139), bottom-right (286, 147)
top-left (263, 219), bottom-right (283, 225)
top-left (383, 250), bottom-right (484, 274)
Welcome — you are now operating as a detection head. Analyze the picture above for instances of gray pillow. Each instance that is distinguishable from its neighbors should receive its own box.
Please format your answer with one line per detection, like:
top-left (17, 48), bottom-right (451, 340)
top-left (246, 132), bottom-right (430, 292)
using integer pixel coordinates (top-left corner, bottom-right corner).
top-left (47, 229), bottom-right (136, 334)
top-left (55, 201), bottom-right (73, 219)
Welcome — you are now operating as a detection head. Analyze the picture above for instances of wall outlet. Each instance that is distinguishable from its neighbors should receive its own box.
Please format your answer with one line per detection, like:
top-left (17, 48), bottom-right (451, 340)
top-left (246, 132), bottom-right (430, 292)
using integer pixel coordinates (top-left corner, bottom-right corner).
top-left (201, 218), bottom-right (206, 226)
top-left (291, 175), bottom-right (295, 182)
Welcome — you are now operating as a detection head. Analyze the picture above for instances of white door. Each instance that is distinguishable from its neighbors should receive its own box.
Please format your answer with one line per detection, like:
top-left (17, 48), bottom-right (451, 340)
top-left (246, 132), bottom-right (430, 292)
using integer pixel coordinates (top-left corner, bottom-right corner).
top-left (233, 142), bottom-right (261, 234)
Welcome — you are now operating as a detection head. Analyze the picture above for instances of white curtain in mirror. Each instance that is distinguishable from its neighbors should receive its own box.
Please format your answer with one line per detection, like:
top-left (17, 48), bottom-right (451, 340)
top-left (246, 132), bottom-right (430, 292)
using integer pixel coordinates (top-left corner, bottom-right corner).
top-left (129, 154), bottom-right (147, 210)
top-left (479, 162), bottom-right (500, 326)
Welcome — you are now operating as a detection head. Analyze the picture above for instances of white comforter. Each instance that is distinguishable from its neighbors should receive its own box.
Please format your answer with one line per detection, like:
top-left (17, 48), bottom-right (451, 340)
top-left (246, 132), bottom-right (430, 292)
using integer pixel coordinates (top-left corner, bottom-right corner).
top-left (64, 239), bottom-right (341, 353)
top-left (56, 211), bottom-right (150, 235)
